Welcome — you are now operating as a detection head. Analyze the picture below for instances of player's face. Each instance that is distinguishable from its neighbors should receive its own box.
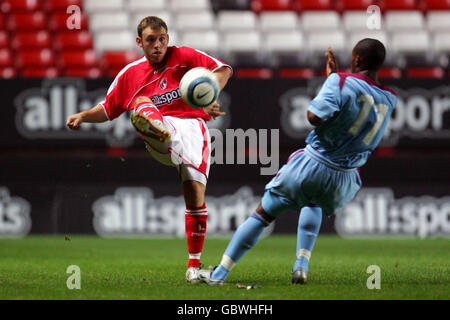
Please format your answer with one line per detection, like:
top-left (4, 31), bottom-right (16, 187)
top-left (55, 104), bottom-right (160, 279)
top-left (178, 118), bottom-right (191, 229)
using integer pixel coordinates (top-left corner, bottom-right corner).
top-left (137, 27), bottom-right (169, 65)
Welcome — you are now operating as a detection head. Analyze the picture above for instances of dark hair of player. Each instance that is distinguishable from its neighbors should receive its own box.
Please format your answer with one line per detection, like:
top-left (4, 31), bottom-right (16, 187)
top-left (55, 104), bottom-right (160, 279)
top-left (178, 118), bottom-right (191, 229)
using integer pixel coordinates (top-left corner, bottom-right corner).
top-left (137, 16), bottom-right (168, 38)
top-left (353, 38), bottom-right (386, 71)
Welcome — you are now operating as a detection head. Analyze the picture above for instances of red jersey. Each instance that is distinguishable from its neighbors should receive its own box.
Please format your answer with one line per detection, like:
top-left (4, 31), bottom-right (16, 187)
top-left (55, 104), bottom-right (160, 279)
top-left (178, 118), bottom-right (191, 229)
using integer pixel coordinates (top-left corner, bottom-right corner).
top-left (100, 46), bottom-right (232, 122)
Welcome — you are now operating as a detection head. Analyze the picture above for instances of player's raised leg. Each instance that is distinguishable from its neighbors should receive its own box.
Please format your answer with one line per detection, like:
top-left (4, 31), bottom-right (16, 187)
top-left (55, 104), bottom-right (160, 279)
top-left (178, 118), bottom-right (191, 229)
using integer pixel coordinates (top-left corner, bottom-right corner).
top-left (292, 206), bottom-right (322, 284)
top-left (183, 180), bottom-right (208, 283)
top-left (130, 96), bottom-right (171, 143)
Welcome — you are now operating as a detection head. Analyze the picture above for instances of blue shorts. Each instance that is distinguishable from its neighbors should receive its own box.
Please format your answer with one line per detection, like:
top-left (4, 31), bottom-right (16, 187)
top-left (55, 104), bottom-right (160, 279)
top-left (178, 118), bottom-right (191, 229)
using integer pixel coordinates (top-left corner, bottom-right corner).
top-left (261, 148), bottom-right (362, 217)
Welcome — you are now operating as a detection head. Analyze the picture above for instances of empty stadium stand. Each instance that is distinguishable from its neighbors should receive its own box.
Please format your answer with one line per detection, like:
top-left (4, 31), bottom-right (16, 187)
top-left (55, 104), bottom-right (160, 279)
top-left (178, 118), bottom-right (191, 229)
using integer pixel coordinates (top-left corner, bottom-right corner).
top-left (0, 0), bottom-right (448, 78)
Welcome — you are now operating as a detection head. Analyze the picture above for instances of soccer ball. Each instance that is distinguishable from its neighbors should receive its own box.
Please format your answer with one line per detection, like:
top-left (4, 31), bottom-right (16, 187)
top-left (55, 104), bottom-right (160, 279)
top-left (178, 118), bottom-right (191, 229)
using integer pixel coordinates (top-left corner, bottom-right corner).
top-left (179, 67), bottom-right (219, 108)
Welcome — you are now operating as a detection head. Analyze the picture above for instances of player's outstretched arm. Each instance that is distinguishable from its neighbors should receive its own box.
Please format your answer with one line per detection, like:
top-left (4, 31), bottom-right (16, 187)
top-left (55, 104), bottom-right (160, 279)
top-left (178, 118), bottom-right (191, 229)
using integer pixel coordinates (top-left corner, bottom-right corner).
top-left (66, 104), bottom-right (108, 130)
top-left (325, 47), bottom-right (338, 77)
top-left (213, 66), bottom-right (233, 91)
top-left (204, 66), bottom-right (232, 120)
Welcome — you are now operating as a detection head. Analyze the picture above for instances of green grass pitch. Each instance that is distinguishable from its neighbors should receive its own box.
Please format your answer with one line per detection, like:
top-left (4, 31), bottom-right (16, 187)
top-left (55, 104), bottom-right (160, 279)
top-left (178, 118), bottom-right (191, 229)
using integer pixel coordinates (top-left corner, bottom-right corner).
top-left (0, 235), bottom-right (448, 300)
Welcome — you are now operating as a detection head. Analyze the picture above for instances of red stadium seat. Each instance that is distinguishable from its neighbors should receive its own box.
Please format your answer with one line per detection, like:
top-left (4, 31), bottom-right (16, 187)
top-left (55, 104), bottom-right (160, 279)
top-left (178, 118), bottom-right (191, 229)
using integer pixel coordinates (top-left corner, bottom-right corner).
top-left (102, 50), bottom-right (140, 77)
top-left (336, 0), bottom-right (377, 11)
top-left (7, 12), bottom-right (47, 31)
top-left (44, 0), bottom-right (83, 12)
top-left (21, 67), bottom-right (59, 78)
top-left (0, 67), bottom-right (17, 78)
top-left (419, 0), bottom-right (450, 10)
top-left (0, 49), bottom-right (13, 67)
top-left (0, 14), bottom-right (4, 29)
top-left (1, 0), bottom-right (41, 13)
top-left (293, 0), bottom-right (335, 11)
top-left (102, 51), bottom-right (140, 69)
top-left (12, 31), bottom-right (51, 50)
top-left (104, 67), bottom-right (124, 78)
top-left (251, 0), bottom-right (293, 12)
top-left (64, 67), bottom-right (102, 78)
top-left (378, 67), bottom-right (402, 79)
top-left (277, 68), bottom-right (315, 78)
top-left (0, 31), bottom-right (9, 49)
top-left (15, 49), bottom-right (55, 68)
top-left (378, 0), bottom-right (417, 10)
top-left (406, 67), bottom-right (444, 78)
top-left (48, 12), bottom-right (89, 31)
top-left (54, 31), bottom-right (93, 50)
top-left (234, 68), bottom-right (273, 78)
top-left (58, 50), bottom-right (98, 68)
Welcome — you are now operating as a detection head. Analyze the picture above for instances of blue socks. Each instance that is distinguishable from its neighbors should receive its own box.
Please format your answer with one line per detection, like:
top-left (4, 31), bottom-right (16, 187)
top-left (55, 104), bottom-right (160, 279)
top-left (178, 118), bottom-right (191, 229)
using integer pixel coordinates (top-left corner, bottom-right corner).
top-left (293, 206), bottom-right (322, 272)
top-left (211, 213), bottom-right (269, 281)
top-left (210, 207), bottom-right (322, 282)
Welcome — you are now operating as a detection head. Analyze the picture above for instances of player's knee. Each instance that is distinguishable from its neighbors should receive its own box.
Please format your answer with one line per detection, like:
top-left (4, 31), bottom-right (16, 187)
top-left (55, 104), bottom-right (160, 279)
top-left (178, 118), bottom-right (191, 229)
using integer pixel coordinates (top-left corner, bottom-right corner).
top-left (255, 203), bottom-right (276, 224)
top-left (134, 96), bottom-right (152, 106)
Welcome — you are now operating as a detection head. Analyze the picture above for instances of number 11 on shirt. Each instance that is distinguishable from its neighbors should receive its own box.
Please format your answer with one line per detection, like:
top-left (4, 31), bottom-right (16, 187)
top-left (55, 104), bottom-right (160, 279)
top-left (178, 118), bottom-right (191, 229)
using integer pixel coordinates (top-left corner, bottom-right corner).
top-left (348, 94), bottom-right (389, 146)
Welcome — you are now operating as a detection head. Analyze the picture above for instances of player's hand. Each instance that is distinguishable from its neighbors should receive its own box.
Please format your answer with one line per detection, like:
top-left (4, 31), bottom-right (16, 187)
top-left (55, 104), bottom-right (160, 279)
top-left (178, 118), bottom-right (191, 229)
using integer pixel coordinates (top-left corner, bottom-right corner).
top-left (66, 114), bottom-right (83, 130)
top-left (325, 47), bottom-right (338, 77)
top-left (204, 101), bottom-right (226, 120)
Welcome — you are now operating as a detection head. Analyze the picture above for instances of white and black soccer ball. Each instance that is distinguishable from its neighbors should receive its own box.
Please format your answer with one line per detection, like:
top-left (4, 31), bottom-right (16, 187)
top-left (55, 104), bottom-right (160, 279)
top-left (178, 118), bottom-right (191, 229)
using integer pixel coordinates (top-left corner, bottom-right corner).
top-left (179, 67), bottom-right (219, 108)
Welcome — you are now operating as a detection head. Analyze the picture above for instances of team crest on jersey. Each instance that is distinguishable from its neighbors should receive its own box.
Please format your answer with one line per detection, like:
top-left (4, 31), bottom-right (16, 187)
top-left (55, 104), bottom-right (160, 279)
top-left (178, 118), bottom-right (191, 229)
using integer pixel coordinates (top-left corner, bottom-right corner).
top-left (160, 78), bottom-right (167, 89)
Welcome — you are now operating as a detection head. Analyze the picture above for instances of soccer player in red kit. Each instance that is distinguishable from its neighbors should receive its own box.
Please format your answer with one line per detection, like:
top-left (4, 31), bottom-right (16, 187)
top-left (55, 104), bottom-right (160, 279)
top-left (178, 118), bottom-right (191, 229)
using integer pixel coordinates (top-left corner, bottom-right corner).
top-left (66, 16), bottom-right (232, 283)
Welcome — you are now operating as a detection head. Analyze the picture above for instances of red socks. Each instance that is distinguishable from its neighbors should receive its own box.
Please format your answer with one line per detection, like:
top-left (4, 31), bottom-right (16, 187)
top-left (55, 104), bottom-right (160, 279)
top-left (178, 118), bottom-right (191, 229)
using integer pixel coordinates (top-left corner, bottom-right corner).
top-left (135, 101), bottom-right (163, 122)
top-left (185, 203), bottom-right (208, 268)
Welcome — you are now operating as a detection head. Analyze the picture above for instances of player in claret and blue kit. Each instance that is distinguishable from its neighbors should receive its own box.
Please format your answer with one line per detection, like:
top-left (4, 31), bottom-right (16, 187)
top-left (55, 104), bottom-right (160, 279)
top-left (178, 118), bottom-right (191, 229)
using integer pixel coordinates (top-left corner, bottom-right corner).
top-left (198, 38), bottom-right (397, 285)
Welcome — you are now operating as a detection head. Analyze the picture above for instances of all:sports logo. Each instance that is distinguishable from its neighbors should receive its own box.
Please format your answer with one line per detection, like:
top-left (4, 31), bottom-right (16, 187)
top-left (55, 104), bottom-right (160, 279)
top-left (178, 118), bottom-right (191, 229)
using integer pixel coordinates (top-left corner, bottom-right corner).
top-left (0, 187), bottom-right (31, 237)
top-left (14, 78), bottom-right (138, 147)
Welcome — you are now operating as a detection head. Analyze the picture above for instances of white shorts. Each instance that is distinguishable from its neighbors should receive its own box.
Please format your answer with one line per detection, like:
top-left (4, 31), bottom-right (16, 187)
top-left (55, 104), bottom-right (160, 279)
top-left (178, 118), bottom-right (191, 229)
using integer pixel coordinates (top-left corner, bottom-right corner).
top-left (143, 116), bottom-right (211, 186)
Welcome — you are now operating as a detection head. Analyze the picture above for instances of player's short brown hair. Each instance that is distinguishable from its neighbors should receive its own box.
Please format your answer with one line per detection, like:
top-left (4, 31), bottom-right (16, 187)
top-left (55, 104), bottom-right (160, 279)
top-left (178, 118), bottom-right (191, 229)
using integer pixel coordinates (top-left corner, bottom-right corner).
top-left (137, 16), bottom-right (168, 38)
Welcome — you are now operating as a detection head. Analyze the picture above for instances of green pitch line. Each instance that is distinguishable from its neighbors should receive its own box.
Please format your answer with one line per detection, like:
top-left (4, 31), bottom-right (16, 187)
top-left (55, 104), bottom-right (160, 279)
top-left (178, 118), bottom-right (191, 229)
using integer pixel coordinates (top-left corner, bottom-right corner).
top-left (0, 235), bottom-right (448, 300)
